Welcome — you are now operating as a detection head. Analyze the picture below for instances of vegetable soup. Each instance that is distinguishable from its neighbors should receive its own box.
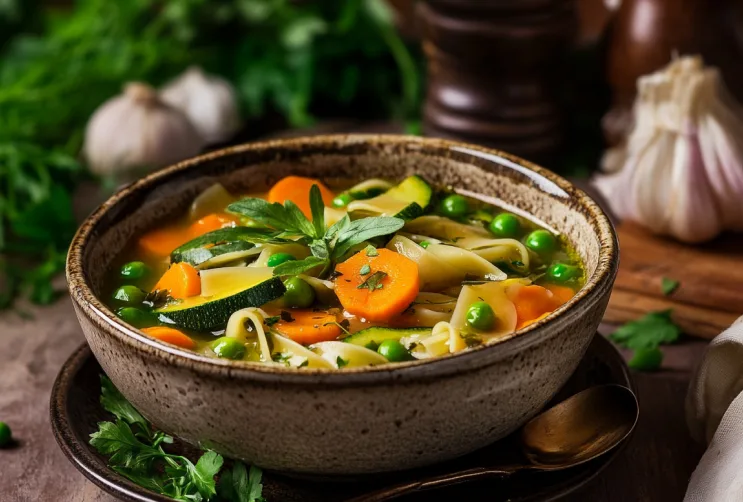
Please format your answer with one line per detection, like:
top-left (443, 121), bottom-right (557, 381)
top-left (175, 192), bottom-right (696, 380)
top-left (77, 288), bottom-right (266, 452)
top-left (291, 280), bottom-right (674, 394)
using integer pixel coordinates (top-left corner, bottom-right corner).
top-left (106, 175), bottom-right (584, 368)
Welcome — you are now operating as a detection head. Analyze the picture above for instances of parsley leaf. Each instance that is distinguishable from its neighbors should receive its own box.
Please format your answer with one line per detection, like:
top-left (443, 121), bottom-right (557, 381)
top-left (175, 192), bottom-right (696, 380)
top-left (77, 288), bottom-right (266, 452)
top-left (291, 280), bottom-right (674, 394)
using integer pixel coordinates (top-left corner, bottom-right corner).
top-left (325, 214), bottom-right (351, 241)
top-left (264, 316), bottom-right (280, 326)
top-left (357, 271), bottom-right (387, 290)
top-left (359, 264), bottom-right (371, 275)
top-left (609, 310), bottom-right (681, 350)
top-left (100, 376), bottom-right (149, 434)
top-left (628, 347), bottom-right (663, 371)
top-left (272, 256), bottom-right (328, 276)
top-left (364, 245), bottom-right (379, 257)
top-left (332, 217), bottom-right (404, 260)
top-left (336, 356), bottom-right (349, 368)
top-left (190, 450), bottom-right (224, 499)
top-left (90, 375), bottom-right (266, 502)
top-left (661, 277), bottom-right (679, 296)
top-left (309, 185), bottom-right (326, 239)
top-left (227, 198), bottom-right (314, 237)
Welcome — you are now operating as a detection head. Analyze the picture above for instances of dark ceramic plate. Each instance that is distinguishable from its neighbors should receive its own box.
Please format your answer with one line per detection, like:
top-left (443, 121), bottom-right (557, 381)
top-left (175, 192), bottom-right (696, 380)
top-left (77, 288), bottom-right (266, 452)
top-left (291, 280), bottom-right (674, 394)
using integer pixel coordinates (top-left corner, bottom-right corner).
top-left (50, 334), bottom-right (634, 502)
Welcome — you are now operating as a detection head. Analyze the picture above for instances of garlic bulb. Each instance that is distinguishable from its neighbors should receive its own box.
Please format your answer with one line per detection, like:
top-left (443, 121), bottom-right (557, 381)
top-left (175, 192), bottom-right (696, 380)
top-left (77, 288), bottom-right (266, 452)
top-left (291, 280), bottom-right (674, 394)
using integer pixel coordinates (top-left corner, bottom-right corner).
top-left (594, 56), bottom-right (743, 243)
top-left (160, 66), bottom-right (240, 144)
top-left (84, 82), bottom-right (203, 176)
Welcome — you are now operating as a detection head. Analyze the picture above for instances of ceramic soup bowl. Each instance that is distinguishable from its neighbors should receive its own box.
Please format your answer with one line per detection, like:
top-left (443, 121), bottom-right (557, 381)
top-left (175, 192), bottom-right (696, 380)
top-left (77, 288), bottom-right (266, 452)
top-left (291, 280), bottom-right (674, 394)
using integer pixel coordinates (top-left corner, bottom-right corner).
top-left (67, 135), bottom-right (618, 476)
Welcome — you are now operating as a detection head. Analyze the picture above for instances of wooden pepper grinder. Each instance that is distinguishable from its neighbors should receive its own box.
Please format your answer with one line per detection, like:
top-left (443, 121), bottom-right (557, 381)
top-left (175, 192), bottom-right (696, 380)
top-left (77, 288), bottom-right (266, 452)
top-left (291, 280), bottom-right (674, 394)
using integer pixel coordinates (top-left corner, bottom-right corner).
top-left (418, 0), bottom-right (577, 163)
top-left (604, 0), bottom-right (743, 145)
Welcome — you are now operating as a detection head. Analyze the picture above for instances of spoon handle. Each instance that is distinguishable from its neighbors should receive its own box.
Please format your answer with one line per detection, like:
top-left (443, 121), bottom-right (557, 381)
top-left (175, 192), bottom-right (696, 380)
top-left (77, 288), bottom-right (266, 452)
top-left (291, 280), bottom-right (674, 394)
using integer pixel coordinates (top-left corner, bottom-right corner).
top-left (346, 465), bottom-right (520, 502)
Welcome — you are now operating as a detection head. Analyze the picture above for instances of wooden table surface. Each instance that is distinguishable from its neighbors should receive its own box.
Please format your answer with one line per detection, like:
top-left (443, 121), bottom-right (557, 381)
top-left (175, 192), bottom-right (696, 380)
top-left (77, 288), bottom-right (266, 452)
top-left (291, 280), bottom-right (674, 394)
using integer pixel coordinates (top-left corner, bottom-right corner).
top-left (0, 124), bottom-right (711, 500)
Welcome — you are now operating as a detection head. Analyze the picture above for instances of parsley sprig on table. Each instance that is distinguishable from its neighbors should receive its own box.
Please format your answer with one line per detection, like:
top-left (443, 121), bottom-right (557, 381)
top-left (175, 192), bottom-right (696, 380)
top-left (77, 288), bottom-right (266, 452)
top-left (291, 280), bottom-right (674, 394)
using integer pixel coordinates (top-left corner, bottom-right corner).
top-left (609, 310), bottom-right (681, 371)
top-left (90, 376), bottom-right (265, 502)
top-left (228, 185), bottom-right (404, 277)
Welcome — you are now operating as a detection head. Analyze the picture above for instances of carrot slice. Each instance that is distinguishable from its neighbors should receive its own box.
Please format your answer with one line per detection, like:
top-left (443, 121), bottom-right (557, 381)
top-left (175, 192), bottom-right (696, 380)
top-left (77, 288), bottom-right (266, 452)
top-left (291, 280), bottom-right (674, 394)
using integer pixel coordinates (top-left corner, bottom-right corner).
top-left (153, 262), bottom-right (201, 299)
top-left (138, 227), bottom-right (191, 257)
top-left (141, 326), bottom-right (196, 349)
top-left (517, 312), bottom-right (551, 330)
top-left (334, 248), bottom-right (419, 322)
top-left (275, 311), bottom-right (341, 344)
top-left (514, 285), bottom-right (557, 325)
top-left (189, 212), bottom-right (237, 237)
top-left (545, 284), bottom-right (576, 306)
top-left (267, 176), bottom-right (334, 218)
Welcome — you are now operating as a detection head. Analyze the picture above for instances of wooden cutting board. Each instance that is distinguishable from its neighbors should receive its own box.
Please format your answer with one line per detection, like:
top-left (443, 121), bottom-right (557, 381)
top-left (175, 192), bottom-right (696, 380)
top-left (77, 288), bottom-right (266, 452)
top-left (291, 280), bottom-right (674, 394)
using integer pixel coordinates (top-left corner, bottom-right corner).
top-left (604, 222), bottom-right (743, 339)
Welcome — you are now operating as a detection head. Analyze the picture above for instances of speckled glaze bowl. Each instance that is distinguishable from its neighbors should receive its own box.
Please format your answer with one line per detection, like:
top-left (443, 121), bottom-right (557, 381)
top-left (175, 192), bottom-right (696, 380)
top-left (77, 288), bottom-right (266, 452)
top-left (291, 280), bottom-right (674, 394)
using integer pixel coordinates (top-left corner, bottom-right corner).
top-left (66, 135), bottom-right (618, 476)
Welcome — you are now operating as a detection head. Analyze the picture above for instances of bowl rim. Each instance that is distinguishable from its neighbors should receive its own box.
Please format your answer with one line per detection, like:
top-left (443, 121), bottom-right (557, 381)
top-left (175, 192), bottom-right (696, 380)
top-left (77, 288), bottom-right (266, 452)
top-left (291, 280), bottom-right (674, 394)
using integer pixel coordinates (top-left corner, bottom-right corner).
top-left (66, 134), bottom-right (618, 384)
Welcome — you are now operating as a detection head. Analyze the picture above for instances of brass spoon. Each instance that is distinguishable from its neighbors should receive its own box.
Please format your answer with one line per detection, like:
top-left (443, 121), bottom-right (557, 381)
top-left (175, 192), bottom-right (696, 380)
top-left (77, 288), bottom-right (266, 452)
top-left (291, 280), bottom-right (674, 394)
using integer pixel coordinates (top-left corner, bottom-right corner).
top-left (349, 384), bottom-right (639, 501)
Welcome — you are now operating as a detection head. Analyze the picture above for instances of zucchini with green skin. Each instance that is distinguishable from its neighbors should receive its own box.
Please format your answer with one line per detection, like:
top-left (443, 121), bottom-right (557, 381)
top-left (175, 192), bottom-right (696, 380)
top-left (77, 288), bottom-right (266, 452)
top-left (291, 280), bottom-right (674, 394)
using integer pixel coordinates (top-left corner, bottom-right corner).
top-left (177, 241), bottom-right (256, 268)
top-left (344, 327), bottom-right (433, 350)
top-left (156, 277), bottom-right (285, 331)
top-left (346, 175), bottom-right (433, 220)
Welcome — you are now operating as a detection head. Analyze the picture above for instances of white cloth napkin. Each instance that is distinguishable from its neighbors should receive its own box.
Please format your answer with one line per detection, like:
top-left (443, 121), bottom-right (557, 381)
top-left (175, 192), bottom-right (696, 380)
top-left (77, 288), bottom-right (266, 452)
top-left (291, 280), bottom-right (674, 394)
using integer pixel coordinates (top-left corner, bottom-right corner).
top-left (685, 315), bottom-right (743, 501)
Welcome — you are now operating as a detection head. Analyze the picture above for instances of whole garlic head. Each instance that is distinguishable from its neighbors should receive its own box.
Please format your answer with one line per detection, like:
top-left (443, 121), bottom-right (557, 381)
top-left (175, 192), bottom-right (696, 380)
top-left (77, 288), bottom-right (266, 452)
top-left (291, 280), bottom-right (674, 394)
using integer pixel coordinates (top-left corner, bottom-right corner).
top-left (594, 56), bottom-right (743, 243)
top-left (83, 82), bottom-right (204, 176)
top-left (160, 66), bottom-right (241, 145)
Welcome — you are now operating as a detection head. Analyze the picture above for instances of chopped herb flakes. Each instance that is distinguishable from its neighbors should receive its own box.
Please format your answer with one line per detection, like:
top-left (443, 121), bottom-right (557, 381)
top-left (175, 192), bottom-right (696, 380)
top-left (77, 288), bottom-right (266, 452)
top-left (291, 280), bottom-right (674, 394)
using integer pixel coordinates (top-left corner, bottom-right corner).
top-left (264, 316), bottom-right (280, 326)
top-left (359, 264), bottom-right (371, 275)
top-left (357, 271), bottom-right (387, 290)
top-left (280, 311), bottom-right (295, 322)
top-left (336, 356), bottom-right (349, 368)
top-left (364, 245), bottom-right (379, 257)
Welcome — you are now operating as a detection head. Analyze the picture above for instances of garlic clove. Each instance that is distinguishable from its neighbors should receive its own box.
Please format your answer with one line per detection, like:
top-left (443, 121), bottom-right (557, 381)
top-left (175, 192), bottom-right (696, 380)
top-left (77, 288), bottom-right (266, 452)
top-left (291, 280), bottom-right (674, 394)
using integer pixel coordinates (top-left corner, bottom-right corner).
top-left (160, 66), bottom-right (241, 145)
top-left (83, 82), bottom-right (204, 176)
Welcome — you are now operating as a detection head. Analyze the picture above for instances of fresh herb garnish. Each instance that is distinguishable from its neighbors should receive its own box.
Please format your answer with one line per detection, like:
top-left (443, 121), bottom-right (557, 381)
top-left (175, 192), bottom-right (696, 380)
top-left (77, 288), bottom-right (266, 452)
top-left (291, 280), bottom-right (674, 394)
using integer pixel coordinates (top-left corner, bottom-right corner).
top-left (325, 319), bottom-right (351, 336)
top-left (609, 310), bottom-right (681, 371)
top-left (627, 347), bottom-right (663, 371)
top-left (229, 186), bottom-right (404, 278)
top-left (336, 356), bottom-right (349, 368)
top-left (143, 289), bottom-right (171, 309)
top-left (280, 310), bottom-right (295, 322)
top-left (357, 271), bottom-right (387, 290)
top-left (460, 332), bottom-right (483, 348)
top-left (661, 277), bottom-right (680, 296)
top-left (364, 245), bottom-right (379, 257)
top-left (359, 264), bottom-right (371, 275)
top-left (90, 376), bottom-right (264, 501)
top-left (264, 316), bottom-right (280, 327)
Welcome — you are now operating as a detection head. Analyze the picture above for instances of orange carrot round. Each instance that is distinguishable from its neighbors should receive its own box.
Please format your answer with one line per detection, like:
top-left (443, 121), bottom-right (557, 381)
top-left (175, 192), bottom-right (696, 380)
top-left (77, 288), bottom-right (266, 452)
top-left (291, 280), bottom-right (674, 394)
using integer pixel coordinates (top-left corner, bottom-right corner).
top-left (153, 262), bottom-right (201, 299)
top-left (141, 326), bottom-right (196, 349)
top-left (275, 311), bottom-right (341, 344)
top-left (267, 176), bottom-right (334, 218)
top-left (545, 284), bottom-right (576, 306)
top-left (138, 227), bottom-right (191, 257)
top-left (514, 285), bottom-right (557, 325)
top-left (517, 312), bottom-right (551, 330)
top-left (188, 213), bottom-right (237, 237)
top-left (334, 248), bottom-right (419, 322)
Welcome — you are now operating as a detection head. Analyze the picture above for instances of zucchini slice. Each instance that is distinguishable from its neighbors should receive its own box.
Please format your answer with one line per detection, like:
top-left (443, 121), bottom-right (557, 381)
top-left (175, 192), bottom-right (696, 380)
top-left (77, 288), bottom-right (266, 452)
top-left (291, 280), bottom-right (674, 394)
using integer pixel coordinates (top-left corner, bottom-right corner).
top-left (170, 227), bottom-right (288, 264)
top-left (347, 175), bottom-right (433, 220)
top-left (156, 277), bottom-right (285, 331)
top-left (344, 327), bottom-right (433, 350)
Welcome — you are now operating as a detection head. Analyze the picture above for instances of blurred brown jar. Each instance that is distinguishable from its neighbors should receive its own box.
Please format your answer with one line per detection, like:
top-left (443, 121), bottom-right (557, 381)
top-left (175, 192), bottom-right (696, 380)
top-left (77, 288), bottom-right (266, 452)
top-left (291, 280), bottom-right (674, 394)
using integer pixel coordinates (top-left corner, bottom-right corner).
top-left (418, 0), bottom-right (576, 163)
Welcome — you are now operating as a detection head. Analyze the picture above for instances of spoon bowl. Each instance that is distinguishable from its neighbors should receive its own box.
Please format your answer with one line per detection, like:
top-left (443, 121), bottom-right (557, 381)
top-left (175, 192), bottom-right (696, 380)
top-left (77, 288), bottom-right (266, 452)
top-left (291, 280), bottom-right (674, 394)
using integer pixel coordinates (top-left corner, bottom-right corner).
top-left (522, 384), bottom-right (639, 469)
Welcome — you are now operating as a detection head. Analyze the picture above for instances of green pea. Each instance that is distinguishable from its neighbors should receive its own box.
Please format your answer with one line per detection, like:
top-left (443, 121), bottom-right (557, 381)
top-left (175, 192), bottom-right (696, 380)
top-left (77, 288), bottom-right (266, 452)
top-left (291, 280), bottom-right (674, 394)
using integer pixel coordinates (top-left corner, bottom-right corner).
top-left (267, 253), bottom-right (296, 268)
top-left (332, 193), bottom-right (353, 208)
top-left (439, 194), bottom-right (469, 218)
top-left (525, 229), bottom-right (557, 254)
top-left (419, 240), bottom-right (431, 249)
top-left (377, 339), bottom-right (412, 362)
top-left (466, 301), bottom-right (496, 331)
top-left (112, 285), bottom-right (146, 305)
top-left (120, 261), bottom-right (148, 280)
top-left (547, 263), bottom-right (581, 283)
top-left (211, 337), bottom-right (246, 360)
top-left (282, 277), bottom-right (316, 308)
top-left (116, 307), bottom-right (159, 328)
top-left (0, 422), bottom-right (11, 447)
top-left (489, 213), bottom-right (521, 238)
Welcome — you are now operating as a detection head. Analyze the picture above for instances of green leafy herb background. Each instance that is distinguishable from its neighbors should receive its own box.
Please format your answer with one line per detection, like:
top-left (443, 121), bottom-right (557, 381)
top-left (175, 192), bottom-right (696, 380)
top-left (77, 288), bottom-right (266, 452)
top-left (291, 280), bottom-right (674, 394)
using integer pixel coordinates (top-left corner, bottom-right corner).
top-left (0, 0), bottom-right (422, 308)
